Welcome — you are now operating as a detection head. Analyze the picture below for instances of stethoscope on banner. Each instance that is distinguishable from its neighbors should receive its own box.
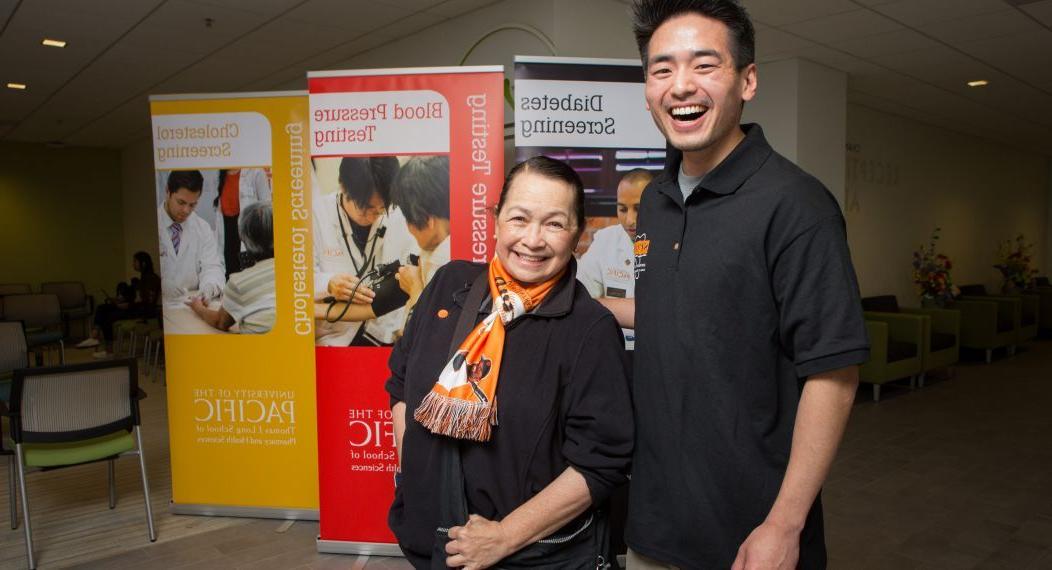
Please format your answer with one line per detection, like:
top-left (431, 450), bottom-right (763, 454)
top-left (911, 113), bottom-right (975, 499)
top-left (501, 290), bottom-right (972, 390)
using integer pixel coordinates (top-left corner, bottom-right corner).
top-left (325, 193), bottom-right (387, 323)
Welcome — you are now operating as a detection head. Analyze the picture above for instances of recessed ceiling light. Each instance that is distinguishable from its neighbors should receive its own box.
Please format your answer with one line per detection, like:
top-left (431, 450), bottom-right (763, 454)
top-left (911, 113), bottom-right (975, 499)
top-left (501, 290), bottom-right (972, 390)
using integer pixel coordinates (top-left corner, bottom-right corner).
top-left (967, 80), bottom-right (989, 87)
top-left (7, 82), bottom-right (27, 90)
top-left (42, 38), bottom-right (67, 48)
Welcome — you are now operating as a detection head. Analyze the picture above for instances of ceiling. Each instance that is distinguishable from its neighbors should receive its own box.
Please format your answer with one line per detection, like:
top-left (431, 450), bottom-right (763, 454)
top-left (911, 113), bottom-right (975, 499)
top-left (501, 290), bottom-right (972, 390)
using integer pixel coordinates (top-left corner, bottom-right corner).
top-left (2, 0), bottom-right (1052, 156)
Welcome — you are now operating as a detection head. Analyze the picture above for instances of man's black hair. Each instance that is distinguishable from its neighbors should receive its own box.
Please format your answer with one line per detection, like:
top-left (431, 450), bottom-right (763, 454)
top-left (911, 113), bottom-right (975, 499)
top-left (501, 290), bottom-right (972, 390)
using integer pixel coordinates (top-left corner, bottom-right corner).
top-left (166, 170), bottom-right (204, 194)
top-left (633, 0), bottom-right (755, 70)
top-left (391, 156), bottom-right (450, 229)
top-left (338, 156), bottom-right (400, 210)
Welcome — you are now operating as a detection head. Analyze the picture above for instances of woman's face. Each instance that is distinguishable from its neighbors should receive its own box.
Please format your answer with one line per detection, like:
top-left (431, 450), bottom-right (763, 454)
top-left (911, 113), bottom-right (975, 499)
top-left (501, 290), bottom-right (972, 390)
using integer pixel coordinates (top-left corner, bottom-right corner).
top-left (495, 171), bottom-right (579, 284)
top-left (133, 258), bottom-right (142, 272)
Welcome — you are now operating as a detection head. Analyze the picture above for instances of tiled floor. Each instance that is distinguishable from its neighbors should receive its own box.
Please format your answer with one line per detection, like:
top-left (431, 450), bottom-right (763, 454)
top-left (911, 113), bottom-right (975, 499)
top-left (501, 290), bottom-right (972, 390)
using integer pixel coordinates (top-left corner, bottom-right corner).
top-left (4, 340), bottom-right (1051, 569)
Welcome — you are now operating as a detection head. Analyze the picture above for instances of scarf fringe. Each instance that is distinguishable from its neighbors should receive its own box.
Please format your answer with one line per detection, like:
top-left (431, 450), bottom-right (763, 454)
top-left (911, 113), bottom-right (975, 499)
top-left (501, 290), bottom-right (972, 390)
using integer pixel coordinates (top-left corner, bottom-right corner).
top-left (413, 391), bottom-right (497, 442)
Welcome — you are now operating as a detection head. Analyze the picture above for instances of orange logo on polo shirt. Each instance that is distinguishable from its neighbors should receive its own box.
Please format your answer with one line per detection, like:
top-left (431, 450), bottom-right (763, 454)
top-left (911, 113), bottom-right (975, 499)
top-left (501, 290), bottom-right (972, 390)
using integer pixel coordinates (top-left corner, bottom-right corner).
top-left (634, 233), bottom-right (649, 279)
top-left (634, 239), bottom-right (650, 256)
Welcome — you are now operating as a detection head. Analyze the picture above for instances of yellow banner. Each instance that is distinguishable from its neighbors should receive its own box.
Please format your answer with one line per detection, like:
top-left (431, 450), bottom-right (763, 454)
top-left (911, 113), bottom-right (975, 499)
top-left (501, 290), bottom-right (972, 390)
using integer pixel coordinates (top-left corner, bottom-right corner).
top-left (150, 93), bottom-right (317, 511)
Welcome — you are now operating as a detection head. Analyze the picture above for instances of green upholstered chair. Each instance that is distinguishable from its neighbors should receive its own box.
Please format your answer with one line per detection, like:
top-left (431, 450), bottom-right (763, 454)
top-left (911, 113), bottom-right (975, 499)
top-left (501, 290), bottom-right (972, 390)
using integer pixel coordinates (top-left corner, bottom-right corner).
top-left (859, 313), bottom-right (924, 402)
top-left (946, 294), bottom-right (1018, 364)
top-left (0, 284), bottom-right (31, 297)
top-left (862, 296), bottom-right (959, 387)
top-left (2, 294), bottom-right (65, 366)
top-left (958, 284), bottom-right (1034, 347)
top-left (3, 359), bottom-right (156, 569)
top-left (1034, 277), bottom-right (1052, 333)
top-left (40, 282), bottom-right (94, 340)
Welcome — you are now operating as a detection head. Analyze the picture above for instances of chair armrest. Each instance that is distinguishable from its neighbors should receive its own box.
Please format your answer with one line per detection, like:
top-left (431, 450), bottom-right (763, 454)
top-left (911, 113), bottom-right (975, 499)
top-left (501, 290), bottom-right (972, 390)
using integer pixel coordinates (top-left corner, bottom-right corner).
top-left (863, 311), bottom-right (925, 343)
top-left (864, 321), bottom-right (888, 365)
top-left (959, 296), bottom-right (1020, 327)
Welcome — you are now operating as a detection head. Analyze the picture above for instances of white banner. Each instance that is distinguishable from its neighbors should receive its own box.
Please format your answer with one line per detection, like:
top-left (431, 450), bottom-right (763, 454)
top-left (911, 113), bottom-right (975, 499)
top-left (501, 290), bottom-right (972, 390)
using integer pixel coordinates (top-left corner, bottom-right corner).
top-left (515, 79), bottom-right (664, 148)
top-left (152, 112), bottom-right (272, 169)
top-left (309, 90), bottom-right (450, 156)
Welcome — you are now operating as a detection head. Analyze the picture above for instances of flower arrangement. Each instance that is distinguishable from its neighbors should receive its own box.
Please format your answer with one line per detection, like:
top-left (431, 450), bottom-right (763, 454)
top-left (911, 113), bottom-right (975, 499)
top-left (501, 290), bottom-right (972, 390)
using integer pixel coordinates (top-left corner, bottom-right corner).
top-left (994, 234), bottom-right (1039, 291)
top-left (912, 228), bottom-right (957, 305)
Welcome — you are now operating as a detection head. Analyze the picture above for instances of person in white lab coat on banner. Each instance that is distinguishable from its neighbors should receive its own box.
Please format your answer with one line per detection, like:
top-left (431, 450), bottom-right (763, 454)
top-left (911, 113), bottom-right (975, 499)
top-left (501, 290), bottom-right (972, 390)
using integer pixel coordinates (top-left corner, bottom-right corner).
top-left (313, 156), bottom-right (417, 346)
top-left (388, 156), bottom-right (450, 323)
top-left (576, 168), bottom-right (652, 349)
top-left (157, 169), bottom-right (225, 305)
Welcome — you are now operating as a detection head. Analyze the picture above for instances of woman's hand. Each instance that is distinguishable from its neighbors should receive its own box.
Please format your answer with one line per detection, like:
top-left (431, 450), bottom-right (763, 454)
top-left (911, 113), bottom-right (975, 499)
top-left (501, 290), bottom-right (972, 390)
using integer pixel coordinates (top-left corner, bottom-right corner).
top-left (445, 514), bottom-right (514, 570)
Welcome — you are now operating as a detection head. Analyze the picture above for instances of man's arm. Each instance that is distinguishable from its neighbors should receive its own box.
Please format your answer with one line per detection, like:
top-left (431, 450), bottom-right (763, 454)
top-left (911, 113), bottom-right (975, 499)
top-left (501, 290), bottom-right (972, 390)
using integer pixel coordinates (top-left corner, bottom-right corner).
top-left (596, 297), bottom-right (634, 329)
top-left (731, 365), bottom-right (858, 570)
top-left (197, 224), bottom-right (226, 298)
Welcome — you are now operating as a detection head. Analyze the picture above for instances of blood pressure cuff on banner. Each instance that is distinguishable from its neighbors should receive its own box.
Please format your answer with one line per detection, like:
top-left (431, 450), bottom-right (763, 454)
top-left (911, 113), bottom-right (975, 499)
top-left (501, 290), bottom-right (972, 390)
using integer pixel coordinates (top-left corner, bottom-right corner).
top-left (370, 272), bottom-right (410, 317)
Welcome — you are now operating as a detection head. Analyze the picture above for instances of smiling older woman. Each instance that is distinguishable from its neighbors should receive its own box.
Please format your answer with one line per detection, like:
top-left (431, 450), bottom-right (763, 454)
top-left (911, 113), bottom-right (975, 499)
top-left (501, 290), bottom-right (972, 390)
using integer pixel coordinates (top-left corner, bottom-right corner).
top-left (385, 156), bottom-right (633, 569)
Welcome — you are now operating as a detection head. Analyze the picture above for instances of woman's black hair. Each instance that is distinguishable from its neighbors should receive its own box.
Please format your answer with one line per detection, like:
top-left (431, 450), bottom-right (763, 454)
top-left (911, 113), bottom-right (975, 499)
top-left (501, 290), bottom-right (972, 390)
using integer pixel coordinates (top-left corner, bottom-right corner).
top-left (133, 251), bottom-right (155, 275)
top-left (496, 156), bottom-right (585, 235)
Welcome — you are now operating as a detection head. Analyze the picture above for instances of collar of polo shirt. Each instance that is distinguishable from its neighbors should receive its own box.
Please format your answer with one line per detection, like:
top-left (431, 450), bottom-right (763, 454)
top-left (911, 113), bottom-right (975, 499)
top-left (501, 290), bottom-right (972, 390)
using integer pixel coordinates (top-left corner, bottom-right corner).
top-left (658, 123), bottom-right (774, 201)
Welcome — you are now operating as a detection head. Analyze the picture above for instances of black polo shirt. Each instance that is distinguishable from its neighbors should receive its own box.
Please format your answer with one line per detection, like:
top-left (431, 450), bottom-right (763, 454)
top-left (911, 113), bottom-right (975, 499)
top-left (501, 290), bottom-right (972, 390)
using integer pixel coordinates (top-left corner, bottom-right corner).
top-left (626, 124), bottom-right (869, 569)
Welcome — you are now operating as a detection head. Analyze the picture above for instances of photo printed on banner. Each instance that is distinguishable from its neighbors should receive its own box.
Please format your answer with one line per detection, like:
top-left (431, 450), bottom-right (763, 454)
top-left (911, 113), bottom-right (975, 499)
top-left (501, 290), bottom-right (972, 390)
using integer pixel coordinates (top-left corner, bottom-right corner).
top-left (311, 154), bottom-right (451, 347)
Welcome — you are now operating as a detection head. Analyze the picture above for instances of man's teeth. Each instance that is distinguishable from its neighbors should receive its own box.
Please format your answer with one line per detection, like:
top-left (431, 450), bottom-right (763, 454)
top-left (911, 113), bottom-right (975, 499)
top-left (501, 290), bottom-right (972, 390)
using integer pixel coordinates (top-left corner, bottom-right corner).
top-left (671, 105), bottom-right (706, 117)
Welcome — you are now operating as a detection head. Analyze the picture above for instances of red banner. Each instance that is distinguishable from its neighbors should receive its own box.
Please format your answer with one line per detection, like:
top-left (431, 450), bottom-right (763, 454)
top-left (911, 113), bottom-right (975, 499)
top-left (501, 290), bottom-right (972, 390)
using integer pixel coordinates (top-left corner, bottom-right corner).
top-left (309, 67), bottom-right (504, 553)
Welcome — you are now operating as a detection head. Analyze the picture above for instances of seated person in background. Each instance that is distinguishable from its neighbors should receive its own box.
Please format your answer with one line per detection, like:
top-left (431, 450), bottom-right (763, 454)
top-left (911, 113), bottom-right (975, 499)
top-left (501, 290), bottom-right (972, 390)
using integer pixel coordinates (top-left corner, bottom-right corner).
top-left (188, 202), bottom-right (276, 334)
top-left (389, 156), bottom-right (451, 314)
top-left (576, 168), bottom-right (651, 349)
top-left (158, 169), bottom-right (225, 304)
top-left (77, 251), bottom-right (161, 353)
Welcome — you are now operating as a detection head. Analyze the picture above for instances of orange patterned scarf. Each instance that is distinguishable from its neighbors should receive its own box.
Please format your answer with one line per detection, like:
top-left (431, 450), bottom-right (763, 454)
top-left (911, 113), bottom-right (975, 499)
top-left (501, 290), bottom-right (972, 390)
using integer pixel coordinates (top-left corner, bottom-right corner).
top-left (414, 256), bottom-right (564, 442)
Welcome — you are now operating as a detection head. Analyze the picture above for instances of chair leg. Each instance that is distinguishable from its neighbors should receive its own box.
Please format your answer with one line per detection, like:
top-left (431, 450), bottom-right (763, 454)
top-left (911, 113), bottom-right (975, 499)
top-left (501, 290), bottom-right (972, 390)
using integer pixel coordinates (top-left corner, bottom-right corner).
top-left (143, 338), bottom-right (153, 377)
top-left (918, 372), bottom-right (926, 388)
top-left (108, 459), bottom-right (117, 509)
top-left (58, 340), bottom-right (65, 365)
top-left (872, 384), bottom-right (881, 402)
top-left (1009, 345), bottom-right (1017, 357)
top-left (15, 445), bottom-right (36, 569)
top-left (8, 456), bottom-right (16, 530)
top-left (909, 376), bottom-right (916, 390)
top-left (134, 427), bottom-right (156, 542)
top-left (985, 349), bottom-right (992, 364)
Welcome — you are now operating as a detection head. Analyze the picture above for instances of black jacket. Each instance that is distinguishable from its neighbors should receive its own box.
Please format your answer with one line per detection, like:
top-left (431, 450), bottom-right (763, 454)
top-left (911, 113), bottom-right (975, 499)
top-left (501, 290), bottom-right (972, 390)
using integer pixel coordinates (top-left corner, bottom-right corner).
top-left (386, 260), bottom-right (633, 563)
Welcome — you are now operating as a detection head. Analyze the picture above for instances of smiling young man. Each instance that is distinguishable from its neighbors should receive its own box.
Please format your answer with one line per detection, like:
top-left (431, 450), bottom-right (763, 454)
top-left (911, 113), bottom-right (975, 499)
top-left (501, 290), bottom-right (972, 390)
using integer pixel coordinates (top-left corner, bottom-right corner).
top-left (624, 1), bottom-right (870, 569)
top-left (158, 170), bottom-right (225, 304)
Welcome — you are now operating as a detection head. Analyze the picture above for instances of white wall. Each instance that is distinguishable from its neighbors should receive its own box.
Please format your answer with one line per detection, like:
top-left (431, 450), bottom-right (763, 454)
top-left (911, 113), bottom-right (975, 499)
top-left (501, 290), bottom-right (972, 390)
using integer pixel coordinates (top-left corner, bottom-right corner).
top-left (744, 58), bottom-right (847, 208)
top-left (120, 137), bottom-right (159, 280)
top-left (845, 103), bottom-right (1049, 304)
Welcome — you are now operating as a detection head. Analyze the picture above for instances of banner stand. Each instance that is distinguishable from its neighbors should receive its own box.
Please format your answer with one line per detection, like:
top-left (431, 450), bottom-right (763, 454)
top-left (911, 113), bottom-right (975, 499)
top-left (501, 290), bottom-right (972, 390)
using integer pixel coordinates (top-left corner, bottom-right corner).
top-left (316, 540), bottom-right (402, 557)
top-left (309, 66), bottom-right (505, 556)
top-left (170, 502), bottom-right (319, 520)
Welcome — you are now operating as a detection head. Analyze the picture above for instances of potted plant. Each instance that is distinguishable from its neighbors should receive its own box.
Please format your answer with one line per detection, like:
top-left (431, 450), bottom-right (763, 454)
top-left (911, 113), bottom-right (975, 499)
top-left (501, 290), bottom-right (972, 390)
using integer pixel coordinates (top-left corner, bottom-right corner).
top-left (912, 228), bottom-right (958, 307)
top-left (994, 234), bottom-right (1039, 293)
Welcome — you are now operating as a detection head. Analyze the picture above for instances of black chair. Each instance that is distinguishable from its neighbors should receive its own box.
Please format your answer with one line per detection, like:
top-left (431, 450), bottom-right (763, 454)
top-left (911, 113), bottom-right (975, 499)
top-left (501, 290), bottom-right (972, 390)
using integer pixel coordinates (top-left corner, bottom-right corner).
top-left (4, 359), bottom-right (156, 569)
